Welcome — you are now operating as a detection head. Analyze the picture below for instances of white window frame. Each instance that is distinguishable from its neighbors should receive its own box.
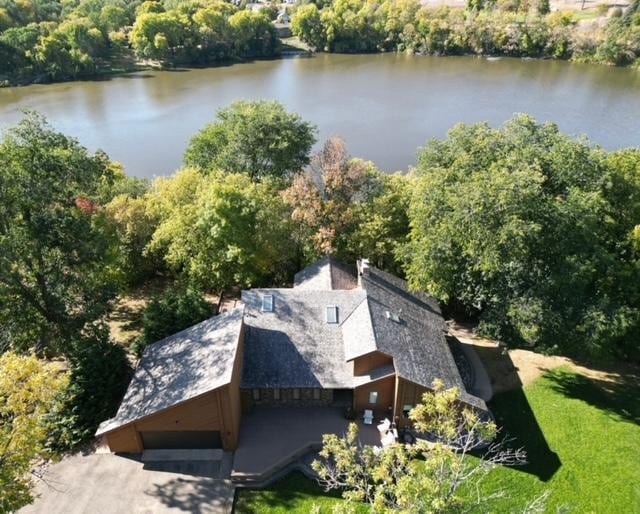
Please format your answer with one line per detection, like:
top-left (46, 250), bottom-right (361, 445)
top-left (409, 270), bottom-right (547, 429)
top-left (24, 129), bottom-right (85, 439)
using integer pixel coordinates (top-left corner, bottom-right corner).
top-left (326, 305), bottom-right (339, 324)
top-left (261, 294), bottom-right (274, 312)
top-left (369, 391), bottom-right (379, 404)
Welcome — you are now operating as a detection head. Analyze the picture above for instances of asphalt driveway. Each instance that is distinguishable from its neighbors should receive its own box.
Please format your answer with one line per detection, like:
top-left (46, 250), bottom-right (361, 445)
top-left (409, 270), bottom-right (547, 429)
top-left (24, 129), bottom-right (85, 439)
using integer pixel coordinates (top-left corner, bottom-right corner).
top-left (20, 453), bottom-right (235, 514)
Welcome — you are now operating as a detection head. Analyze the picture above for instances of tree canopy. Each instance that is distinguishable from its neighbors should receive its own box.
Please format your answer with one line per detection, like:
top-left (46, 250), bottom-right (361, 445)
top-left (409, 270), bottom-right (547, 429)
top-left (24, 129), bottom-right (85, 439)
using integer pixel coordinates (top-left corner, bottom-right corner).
top-left (184, 100), bottom-right (317, 181)
top-left (0, 352), bottom-right (68, 512)
top-left (0, 112), bottom-right (118, 355)
top-left (400, 115), bottom-right (640, 360)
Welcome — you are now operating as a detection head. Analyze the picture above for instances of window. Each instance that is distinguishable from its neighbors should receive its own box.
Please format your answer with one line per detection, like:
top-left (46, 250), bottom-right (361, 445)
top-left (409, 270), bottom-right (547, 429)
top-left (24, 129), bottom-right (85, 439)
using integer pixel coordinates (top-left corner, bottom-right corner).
top-left (252, 389), bottom-right (260, 401)
top-left (326, 305), bottom-right (338, 324)
top-left (385, 310), bottom-right (400, 323)
top-left (313, 389), bottom-right (321, 400)
top-left (403, 404), bottom-right (413, 418)
top-left (293, 388), bottom-right (300, 400)
top-left (273, 388), bottom-right (280, 400)
top-left (261, 294), bottom-right (274, 312)
top-left (369, 391), bottom-right (379, 404)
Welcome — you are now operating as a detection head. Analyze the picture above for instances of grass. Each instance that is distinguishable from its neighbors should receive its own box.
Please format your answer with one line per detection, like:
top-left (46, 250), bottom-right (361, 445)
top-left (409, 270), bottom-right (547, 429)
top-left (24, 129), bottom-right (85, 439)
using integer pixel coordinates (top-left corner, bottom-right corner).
top-left (235, 366), bottom-right (640, 513)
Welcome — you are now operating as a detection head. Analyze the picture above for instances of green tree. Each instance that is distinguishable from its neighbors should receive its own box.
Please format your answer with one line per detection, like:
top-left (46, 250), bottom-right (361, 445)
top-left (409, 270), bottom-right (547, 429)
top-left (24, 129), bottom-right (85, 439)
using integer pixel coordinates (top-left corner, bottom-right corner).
top-left (400, 115), bottom-right (640, 359)
top-left (133, 284), bottom-right (212, 354)
top-left (0, 113), bottom-right (118, 355)
top-left (184, 100), bottom-right (317, 181)
top-left (0, 352), bottom-right (69, 512)
top-left (228, 10), bottom-right (279, 57)
top-left (291, 3), bottom-right (326, 50)
top-left (147, 169), bottom-right (296, 290)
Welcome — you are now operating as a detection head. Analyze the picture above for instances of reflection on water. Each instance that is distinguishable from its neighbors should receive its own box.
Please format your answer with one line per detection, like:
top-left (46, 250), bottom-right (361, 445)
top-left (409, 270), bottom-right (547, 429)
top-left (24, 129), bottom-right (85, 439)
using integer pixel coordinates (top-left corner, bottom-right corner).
top-left (0, 54), bottom-right (639, 178)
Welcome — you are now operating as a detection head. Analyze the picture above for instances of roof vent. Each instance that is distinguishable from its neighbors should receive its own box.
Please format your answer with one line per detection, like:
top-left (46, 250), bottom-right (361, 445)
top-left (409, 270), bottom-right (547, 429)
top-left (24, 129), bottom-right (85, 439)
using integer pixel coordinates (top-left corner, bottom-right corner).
top-left (261, 294), bottom-right (274, 312)
top-left (385, 310), bottom-right (400, 323)
top-left (326, 305), bottom-right (339, 324)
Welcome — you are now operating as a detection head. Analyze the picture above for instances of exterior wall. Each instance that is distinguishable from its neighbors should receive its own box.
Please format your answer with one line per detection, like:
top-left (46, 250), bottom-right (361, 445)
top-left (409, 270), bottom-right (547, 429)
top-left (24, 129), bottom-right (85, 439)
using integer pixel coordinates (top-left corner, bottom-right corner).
top-left (354, 375), bottom-right (395, 418)
top-left (105, 424), bottom-right (142, 453)
top-left (242, 388), bottom-right (334, 408)
top-left (352, 352), bottom-right (393, 376)
top-left (394, 377), bottom-right (429, 428)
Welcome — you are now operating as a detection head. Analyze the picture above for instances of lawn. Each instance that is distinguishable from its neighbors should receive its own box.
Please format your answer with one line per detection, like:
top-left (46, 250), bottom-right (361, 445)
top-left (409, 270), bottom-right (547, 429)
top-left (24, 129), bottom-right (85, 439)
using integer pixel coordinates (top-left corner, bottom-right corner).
top-left (235, 367), bottom-right (640, 513)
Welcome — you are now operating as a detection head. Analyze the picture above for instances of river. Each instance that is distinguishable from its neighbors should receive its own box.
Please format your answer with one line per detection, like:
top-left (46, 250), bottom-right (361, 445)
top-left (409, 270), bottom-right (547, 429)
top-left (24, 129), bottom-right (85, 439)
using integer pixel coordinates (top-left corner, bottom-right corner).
top-left (1, 53), bottom-right (639, 178)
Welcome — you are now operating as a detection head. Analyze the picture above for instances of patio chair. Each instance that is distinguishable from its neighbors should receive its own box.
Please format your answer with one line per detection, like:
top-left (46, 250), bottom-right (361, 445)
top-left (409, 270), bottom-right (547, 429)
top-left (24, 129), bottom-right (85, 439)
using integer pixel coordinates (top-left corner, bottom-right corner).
top-left (377, 418), bottom-right (391, 434)
top-left (363, 409), bottom-right (374, 425)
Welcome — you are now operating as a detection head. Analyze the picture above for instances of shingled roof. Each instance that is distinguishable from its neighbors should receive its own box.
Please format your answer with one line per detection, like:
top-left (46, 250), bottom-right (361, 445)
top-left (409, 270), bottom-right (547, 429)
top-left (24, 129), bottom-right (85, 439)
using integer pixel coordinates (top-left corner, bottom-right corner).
top-left (242, 259), bottom-right (487, 411)
top-left (96, 307), bottom-right (244, 436)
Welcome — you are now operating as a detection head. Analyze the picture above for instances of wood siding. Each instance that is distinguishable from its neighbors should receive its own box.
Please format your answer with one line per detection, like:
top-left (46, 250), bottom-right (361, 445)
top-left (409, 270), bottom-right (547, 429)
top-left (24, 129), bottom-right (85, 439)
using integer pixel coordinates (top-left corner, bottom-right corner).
top-left (352, 352), bottom-right (393, 376)
top-left (394, 377), bottom-right (429, 427)
top-left (354, 375), bottom-right (395, 418)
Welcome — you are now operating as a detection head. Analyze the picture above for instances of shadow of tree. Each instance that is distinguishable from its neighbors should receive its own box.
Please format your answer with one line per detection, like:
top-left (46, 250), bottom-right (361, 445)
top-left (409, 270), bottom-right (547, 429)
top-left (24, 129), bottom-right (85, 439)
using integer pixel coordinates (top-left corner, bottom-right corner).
top-left (489, 388), bottom-right (562, 482)
top-left (145, 476), bottom-right (233, 513)
top-left (544, 368), bottom-right (640, 425)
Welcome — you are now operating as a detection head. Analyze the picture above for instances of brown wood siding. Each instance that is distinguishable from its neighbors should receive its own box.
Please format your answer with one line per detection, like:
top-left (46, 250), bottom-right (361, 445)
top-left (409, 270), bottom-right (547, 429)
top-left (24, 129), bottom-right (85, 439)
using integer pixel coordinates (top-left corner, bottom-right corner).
top-left (353, 352), bottom-right (393, 376)
top-left (105, 425), bottom-right (142, 453)
top-left (354, 375), bottom-right (395, 418)
top-left (219, 323), bottom-right (244, 450)
top-left (134, 391), bottom-right (222, 432)
top-left (394, 377), bottom-right (429, 428)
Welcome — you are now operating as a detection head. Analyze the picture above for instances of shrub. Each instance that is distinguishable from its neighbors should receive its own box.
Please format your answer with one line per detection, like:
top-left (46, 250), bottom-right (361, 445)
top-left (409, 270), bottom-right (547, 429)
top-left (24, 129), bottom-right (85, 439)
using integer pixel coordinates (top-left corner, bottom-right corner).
top-left (133, 285), bottom-right (213, 355)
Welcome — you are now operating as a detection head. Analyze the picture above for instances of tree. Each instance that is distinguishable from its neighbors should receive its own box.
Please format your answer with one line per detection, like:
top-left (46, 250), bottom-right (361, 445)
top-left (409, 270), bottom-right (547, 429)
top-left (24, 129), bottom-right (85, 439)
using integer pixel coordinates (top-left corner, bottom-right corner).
top-left (0, 352), bottom-right (69, 512)
top-left (400, 115), bottom-right (640, 360)
top-left (184, 100), bottom-right (317, 181)
top-left (147, 169), bottom-right (296, 290)
top-left (133, 284), bottom-right (213, 355)
top-left (0, 113), bottom-right (118, 355)
top-left (291, 3), bottom-right (326, 50)
top-left (282, 136), bottom-right (385, 262)
top-left (228, 10), bottom-right (279, 57)
top-left (313, 379), bottom-right (526, 512)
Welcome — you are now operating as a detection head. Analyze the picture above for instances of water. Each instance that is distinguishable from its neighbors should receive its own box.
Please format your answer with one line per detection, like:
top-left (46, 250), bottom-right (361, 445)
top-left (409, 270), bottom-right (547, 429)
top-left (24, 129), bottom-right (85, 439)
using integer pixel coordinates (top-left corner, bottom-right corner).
top-left (1, 54), bottom-right (639, 178)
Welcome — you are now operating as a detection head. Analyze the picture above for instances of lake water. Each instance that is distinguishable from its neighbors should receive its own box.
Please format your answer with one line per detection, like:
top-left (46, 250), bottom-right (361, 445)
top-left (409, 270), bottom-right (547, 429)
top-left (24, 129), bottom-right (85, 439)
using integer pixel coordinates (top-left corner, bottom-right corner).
top-left (1, 54), bottom-right (639, 178)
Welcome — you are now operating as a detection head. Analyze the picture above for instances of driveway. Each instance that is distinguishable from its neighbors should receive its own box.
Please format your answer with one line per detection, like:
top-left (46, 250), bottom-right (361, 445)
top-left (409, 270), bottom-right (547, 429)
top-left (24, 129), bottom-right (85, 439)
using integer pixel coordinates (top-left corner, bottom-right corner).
top-left (20, 452), bottom-right (235, 514)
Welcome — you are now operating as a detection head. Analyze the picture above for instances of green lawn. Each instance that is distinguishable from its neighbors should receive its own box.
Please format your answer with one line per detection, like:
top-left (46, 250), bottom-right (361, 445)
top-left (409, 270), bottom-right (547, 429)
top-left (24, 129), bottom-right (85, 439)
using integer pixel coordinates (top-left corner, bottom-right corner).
top-left (235, 367), bottom-right (640, 513)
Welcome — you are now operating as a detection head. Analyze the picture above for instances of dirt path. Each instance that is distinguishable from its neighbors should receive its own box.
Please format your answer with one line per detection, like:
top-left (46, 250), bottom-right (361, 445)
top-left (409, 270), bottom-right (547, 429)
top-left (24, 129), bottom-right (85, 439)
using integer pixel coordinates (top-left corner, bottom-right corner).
top-left (448, 321), bottom-right (639, 396)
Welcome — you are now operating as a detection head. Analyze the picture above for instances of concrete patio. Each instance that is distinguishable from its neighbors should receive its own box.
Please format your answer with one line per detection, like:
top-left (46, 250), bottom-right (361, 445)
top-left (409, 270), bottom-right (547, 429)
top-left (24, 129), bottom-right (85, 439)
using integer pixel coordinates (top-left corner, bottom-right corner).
top-left (231, 407), bottom-right (381, 483)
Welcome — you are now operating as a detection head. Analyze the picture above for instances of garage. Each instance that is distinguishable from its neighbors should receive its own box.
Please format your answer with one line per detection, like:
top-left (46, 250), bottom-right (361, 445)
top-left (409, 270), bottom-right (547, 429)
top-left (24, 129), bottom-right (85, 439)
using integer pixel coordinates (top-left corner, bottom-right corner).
top-left (95, 308), bottom-right (245, 453)
top-left (140, 431), bottom-right (223, 450)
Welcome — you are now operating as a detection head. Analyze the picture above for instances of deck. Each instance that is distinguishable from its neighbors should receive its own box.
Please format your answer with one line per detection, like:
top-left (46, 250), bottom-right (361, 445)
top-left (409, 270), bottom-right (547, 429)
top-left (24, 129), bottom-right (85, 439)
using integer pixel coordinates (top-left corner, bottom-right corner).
top-left (231, 407), bottom-right (381, 484)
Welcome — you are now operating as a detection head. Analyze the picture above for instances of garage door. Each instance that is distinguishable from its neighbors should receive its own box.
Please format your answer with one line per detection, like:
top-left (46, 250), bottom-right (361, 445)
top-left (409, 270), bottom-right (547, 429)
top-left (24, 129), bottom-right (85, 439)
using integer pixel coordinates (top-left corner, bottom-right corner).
top-left (140, 431), bottom-right (222, 449)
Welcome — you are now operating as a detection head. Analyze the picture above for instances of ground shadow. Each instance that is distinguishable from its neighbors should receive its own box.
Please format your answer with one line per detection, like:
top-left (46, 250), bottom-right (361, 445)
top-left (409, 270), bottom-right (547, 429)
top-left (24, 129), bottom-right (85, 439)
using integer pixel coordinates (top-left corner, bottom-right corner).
top-left (544, 368), bottom-right (640, 425)
top-left (468, 339), bottom-right (562, 481)
top-left (145, 475), bottom-right (232, 514)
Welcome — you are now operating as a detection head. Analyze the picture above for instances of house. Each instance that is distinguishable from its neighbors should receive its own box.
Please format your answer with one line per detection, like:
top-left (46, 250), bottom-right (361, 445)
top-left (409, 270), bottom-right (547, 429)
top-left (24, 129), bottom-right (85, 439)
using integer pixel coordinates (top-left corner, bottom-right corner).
top-left (96, 259), bottom-right (487, 453)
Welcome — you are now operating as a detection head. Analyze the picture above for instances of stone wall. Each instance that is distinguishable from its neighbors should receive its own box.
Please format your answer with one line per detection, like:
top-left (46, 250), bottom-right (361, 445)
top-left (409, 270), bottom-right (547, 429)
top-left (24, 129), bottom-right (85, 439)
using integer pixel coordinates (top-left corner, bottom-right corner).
top-left (241, 388), bottom-right (334, 408)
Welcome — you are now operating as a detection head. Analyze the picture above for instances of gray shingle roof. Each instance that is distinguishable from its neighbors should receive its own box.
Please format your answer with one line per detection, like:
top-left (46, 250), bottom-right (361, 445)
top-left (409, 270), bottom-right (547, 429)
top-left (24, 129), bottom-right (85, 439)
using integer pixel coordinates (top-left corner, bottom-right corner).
top-left (293, 257), bottom-right (358, 290)
top-left (241, 289), bottom-right (365, 388)
top-left (96, 307), bottom-right (244, 436)
top-left (243, 260), bottom-right (487, 411)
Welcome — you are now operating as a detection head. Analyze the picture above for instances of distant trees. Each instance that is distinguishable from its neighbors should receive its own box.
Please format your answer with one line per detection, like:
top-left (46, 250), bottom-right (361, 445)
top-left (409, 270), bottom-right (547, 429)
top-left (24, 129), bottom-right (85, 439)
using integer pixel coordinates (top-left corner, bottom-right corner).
top-left (184, 101), bottom-right (317, 181)
top-left (400, 115), bottom-right (640, 360)
top-left (291, 0), bottom-right (640, 66)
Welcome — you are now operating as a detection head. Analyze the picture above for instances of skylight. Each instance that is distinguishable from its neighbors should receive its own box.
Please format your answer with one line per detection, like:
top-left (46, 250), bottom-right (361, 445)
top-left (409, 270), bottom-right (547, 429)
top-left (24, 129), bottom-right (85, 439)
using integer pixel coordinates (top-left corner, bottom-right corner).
top-left (385, 310), bottom-right (400, 323)
top-left (326, 305), bottom-right (339, 324)
top-left (262, 294), bottom-right (274, 312)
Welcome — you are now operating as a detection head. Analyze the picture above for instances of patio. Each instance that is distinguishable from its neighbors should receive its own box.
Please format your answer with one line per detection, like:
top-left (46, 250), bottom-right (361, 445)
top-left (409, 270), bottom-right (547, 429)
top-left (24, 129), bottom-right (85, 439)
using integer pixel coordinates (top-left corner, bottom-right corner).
top-left (231, 407), bottom-right (381, 483)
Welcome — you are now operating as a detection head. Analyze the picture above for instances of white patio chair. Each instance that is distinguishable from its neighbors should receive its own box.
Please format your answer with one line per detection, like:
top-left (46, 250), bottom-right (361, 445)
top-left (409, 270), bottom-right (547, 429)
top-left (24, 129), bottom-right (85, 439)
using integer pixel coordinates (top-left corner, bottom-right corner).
top-left (377, 418), bottom-right (391, 434)
top-left (363, 409), bottom-right (374, 425)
